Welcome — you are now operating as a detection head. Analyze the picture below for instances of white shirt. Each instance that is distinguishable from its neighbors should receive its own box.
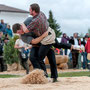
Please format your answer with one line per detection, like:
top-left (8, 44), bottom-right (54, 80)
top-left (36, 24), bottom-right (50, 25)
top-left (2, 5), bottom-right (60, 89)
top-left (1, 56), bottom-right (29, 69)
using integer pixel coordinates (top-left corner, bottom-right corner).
top-left (15, 39), bottom-right (32, 52)
top-left (15, 39), bottom-right (25, 47)
top-left (85, 40), bottom-right (87, 44)
top-left (15, 39), bottom-right (25, 52)
top-left (74, 38), bottom-right (78, 45)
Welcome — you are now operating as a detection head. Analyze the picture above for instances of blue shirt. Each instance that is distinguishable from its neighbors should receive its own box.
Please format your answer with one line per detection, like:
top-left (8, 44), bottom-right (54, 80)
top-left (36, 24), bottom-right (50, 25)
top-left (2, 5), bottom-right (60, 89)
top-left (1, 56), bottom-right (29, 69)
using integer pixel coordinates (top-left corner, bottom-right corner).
top-left (0, 23), bottom-right (7, 34)
top-left (6, 28), bottom-right (13, 37)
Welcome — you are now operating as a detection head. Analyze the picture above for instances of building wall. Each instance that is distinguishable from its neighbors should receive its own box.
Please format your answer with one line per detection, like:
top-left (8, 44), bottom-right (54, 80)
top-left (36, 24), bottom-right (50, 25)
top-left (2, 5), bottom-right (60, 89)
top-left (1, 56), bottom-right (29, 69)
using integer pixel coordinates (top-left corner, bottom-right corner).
top-left (0, 12), bottom-right (29, 28)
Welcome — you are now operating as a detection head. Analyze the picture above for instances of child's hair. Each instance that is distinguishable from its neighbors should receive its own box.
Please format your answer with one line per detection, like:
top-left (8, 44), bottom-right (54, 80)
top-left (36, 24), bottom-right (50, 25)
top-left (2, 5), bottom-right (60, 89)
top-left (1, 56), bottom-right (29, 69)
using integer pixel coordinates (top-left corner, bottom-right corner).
top-left (7, 25), bottom-right (10, 28)
top-left (12, 23), bottom-right (21, 33)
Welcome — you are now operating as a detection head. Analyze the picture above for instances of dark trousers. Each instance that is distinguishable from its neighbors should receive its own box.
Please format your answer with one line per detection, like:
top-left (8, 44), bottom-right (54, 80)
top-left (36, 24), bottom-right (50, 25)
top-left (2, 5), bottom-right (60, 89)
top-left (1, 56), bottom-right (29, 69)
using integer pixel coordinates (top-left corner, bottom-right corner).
top-left (30, 45), bottom-right (58, 78)
top-left (64, 49), bottom-right (68, 55)
top-left (71, 50), bottom-right (79, 68)
top-left (19, 53), bottom-right (29, 74)
top-left (82, 52), bottom-right (87, 69)
top-left (53, 39), bottom-right (71, 49)
top-left (47, 49), bottom-right (58, 78)
top-left (30, 47), bottom-right (41, 69)
top-left (30, 45), bottom-right (51, 72)
top-left (0, 57), bottom-right (4, 72)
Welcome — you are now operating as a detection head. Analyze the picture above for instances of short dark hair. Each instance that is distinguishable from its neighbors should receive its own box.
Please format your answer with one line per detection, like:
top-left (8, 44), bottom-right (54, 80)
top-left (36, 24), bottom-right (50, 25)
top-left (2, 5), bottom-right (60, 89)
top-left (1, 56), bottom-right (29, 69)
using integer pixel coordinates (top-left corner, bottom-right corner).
top-left (30, 3), bottom-right (40, 13)
top-left (12, 23), bottom-right (21, 33)
top-left (63, 33), bottom-right (66, 35)
top-left (84, 35), bottom-right (89, 38)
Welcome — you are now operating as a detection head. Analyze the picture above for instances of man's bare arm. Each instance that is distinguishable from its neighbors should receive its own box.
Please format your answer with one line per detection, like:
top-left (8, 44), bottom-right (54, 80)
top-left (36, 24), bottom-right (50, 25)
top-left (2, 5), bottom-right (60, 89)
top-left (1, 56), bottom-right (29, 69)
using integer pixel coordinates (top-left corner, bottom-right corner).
top-left (21, 23), bottom-right (49, 44)
top-left (31, 31), bottom-right (48, 44)
top-left (21, 23), bottom-right (29, 33)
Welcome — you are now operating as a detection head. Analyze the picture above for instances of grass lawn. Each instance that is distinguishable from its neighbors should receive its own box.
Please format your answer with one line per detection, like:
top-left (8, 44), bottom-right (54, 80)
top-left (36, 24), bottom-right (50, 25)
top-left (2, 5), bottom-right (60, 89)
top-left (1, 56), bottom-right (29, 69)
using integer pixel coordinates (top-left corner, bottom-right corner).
top-left (0, 71), bottom-right (90, 78)
top-left (0, 74), bottom-right (21, 78)
top-left (58, 71), bottom-right (90, 77)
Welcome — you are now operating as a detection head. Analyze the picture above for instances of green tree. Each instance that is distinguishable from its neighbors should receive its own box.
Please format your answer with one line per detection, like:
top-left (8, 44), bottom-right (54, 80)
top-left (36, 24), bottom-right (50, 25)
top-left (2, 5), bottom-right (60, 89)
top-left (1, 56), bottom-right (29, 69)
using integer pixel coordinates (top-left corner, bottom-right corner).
top-left (3, 35), bottom-right (19, 65)
top-left (79, 32), bottom-right (84, 38)
top-left (48, 10), bottom-right (62, 37)
top-left (88, 28), bottom-right (90, 37)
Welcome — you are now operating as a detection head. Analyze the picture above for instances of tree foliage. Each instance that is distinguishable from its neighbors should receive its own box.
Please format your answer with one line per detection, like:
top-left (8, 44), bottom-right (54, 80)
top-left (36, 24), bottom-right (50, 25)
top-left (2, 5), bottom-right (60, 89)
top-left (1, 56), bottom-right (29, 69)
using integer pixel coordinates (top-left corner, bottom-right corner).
top-left (3, 35), bottom-right (19, 65)
top-left (88, 28), bottom-right (90, 37)
top-left (79, 33), bottom-right (84, 38)
top-left (48, 10), bottom-right (62, 37)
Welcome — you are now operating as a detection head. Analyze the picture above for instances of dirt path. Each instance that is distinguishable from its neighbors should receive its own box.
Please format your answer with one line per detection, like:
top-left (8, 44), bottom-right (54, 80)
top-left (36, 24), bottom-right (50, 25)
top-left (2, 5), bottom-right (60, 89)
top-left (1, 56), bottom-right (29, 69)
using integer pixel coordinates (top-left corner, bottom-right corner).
top-left (0, 76), bottom-right (90, 90)
top-left (0, 69), bottom-right (90, 90)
